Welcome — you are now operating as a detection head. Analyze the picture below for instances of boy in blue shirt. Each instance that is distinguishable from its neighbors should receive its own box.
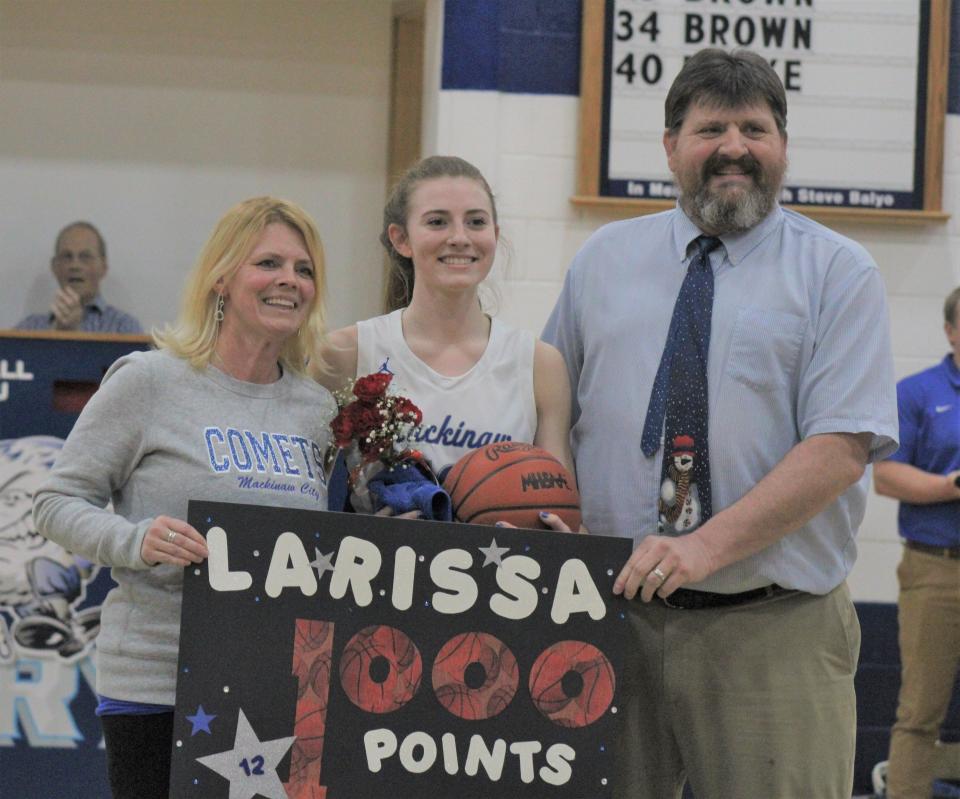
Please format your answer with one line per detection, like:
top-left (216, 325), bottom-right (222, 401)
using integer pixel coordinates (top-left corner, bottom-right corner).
top-left (874, 285), bottom-right (960, 799)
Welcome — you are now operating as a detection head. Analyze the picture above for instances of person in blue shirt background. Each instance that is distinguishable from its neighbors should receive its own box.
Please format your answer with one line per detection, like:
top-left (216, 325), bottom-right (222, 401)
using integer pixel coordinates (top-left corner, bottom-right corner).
top-left (15, 221), bottom-right (142, 333)
top-left (874, 286), bottom-right (960, 799)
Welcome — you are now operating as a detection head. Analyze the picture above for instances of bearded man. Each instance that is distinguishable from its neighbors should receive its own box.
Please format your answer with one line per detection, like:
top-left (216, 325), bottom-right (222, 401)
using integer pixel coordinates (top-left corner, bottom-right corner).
top-left (543, 48), bottom-right (898, 799)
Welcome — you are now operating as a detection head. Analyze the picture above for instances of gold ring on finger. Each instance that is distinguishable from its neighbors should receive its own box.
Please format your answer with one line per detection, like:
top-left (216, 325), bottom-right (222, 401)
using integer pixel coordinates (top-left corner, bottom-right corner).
top-left (167, 530), bottom-right (177, 544)
top-left (651, 566), bottom-right (667, 583)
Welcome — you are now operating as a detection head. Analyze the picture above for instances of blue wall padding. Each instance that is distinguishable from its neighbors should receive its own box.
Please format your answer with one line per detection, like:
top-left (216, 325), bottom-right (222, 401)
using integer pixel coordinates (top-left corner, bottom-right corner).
top-left (442, 1), bottom-right (500, 91)
top-left (853, 602), bottom-right (960, 793)
top-left (443, 0), bottom-right (580, 95)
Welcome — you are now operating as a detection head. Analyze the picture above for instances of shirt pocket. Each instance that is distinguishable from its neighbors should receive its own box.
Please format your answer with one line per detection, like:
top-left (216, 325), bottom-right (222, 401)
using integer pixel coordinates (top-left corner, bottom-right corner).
top-left (725, 306), bottom-right (806, 393)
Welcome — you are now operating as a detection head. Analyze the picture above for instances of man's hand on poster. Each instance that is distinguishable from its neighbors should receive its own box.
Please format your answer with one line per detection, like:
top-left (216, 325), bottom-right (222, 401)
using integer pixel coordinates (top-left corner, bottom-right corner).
top-left (141, 515), bottom-right (209, 567)
top-left (614, 532), bottom-right (715, 602)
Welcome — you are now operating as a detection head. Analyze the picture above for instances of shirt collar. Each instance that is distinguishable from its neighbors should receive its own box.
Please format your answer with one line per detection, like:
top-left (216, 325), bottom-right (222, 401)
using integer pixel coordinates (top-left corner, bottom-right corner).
top-left (941, 354), bottom-right (960, 388)
top-left (671, 204), bottom-right (784, 266)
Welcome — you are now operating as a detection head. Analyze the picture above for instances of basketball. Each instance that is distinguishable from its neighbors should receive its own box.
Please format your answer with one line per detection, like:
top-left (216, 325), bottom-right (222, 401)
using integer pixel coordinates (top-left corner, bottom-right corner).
top-left (443, 442), bottom-right (581, 530)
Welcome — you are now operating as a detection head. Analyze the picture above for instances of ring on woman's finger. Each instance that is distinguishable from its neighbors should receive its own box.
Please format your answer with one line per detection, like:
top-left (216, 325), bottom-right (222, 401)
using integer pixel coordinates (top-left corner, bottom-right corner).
top-left (167, 530), bottom-right (177, 544)
top-left (650, 566), bottom-right (667, 583)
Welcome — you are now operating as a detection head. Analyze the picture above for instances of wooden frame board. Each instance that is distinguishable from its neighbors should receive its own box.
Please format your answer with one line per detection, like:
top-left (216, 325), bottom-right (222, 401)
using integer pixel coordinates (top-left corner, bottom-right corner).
top-left (575, 0), bottom-right (951, 225)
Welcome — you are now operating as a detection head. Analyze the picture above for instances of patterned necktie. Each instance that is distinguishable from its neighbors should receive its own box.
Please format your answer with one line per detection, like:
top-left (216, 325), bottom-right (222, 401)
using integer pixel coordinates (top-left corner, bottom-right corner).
top-left (640, 235), bottom-right (722, 534)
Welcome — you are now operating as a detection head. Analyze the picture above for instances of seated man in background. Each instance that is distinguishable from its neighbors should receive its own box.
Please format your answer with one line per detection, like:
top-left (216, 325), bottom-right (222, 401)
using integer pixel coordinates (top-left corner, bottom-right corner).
top-left (15, 221), bottom-right (142, 333)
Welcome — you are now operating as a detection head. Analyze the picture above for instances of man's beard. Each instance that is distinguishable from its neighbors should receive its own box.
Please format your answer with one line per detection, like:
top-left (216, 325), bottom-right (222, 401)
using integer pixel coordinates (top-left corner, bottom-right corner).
top-left (677, 152), bottom-right (784, 235)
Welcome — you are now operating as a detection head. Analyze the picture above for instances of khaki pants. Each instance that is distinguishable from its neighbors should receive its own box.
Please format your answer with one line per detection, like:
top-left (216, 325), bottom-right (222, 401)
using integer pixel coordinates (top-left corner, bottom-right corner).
top-left (615, 582), bottom-right (860, 799)
top-left (886, 547), bottom-right (960, 799)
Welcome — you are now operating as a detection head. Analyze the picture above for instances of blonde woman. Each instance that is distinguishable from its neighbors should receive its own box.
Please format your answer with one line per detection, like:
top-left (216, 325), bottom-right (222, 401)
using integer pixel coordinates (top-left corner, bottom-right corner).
top-left (34, 197), bottom-right (336, 798)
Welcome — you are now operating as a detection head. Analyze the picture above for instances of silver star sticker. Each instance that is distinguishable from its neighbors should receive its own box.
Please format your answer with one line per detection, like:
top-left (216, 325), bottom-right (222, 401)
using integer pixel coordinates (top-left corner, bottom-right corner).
top-left (195, 709), bottom-right (296, 799)
top-left (309, 548), bottom-right (335, 577)
top-left (478, 537), bottom-right (510, 567)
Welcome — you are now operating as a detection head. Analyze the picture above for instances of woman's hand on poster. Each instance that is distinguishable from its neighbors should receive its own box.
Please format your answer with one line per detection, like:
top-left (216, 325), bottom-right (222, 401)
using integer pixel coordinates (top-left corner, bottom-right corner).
top-left (141, 515), bottom-right (209, 567)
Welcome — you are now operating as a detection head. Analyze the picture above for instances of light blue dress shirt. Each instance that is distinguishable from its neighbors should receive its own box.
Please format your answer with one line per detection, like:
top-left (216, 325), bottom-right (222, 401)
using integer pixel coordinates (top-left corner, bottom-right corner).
top-left (543, 206), bottom-right (898, 594)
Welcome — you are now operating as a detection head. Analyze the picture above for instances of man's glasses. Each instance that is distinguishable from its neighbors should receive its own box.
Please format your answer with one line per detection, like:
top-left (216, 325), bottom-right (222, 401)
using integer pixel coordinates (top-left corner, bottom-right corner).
top-left (53, 252), bottom-right (100, 265)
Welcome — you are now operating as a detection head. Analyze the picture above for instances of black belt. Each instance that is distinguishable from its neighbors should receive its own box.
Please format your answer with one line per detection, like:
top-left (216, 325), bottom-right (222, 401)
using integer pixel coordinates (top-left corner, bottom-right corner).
top-left (657, 584), bottom-right (791, 610)
top-left (905, 540), bottom-right (960, 560)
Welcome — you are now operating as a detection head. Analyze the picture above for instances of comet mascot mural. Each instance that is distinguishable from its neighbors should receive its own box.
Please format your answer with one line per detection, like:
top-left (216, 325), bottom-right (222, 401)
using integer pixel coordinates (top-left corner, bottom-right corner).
top-left (0, 436), bottom-right (101, 664)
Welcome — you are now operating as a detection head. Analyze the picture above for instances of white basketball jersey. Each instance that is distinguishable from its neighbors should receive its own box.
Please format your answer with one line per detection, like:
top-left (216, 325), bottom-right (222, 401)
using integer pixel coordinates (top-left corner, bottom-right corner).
top-left (356, 309), bottom-right (538, 474)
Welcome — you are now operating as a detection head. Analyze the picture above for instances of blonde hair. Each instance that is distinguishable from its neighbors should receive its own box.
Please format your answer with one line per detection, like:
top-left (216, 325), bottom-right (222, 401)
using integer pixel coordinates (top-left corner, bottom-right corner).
top-left (155, 197), bottom-right (326, 374)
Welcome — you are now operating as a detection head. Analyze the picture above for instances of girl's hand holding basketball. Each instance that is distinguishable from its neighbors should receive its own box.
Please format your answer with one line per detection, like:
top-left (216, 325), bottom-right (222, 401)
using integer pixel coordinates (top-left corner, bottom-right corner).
top-left (495, 511), bottom-right (583, 533)
top-left (537, 511), bottom-right (574, 533)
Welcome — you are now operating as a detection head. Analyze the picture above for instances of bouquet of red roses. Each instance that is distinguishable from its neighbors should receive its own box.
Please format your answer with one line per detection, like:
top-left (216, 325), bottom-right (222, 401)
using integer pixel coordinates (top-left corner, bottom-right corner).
top-left (330, 371), bottom-right (423, 480)
top-left (329, 372), bottom-right (452, 519)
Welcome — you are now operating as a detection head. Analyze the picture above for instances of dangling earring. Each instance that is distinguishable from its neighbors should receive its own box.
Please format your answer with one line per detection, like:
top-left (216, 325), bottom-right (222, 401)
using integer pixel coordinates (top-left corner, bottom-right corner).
top-left (214, 294), bottom-right (225, 323)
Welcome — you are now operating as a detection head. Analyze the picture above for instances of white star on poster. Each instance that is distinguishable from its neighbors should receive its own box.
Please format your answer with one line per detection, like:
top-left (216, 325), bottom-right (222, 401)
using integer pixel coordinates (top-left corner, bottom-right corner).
top-left (196, 708), bottom-right (296, 799)
top-left (309, 548), bottom-right (335, 577)
top-left (478, 537), bottom-right (510, 567)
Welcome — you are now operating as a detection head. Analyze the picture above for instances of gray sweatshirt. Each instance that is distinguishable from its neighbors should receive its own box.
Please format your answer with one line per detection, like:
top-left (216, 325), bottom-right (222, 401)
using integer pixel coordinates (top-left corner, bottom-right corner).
top-left (34, 349), bottom-right (336, 705)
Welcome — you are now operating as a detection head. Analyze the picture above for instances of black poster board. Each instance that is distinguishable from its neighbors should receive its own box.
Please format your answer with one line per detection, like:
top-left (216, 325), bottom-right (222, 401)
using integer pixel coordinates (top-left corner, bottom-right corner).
top-left (171, 501), bottom-right (633, 799)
